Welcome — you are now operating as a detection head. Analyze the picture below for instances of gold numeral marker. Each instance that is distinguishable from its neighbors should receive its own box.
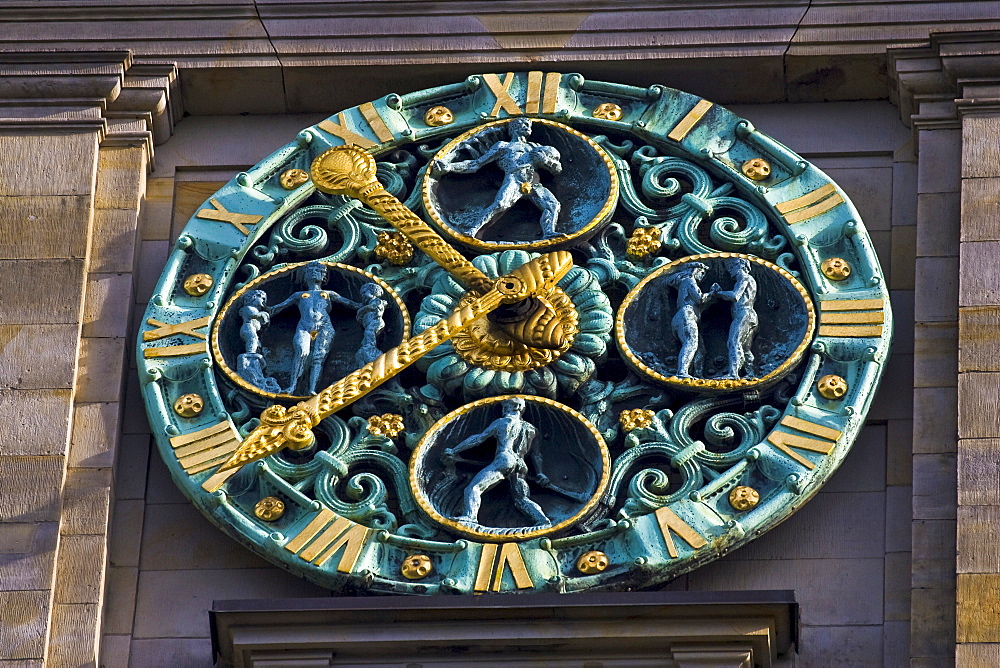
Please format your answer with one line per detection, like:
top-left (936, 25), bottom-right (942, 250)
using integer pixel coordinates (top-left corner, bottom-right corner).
top-left (143, 316), bottom-right (210, 342)
top-left (283, 508), bottom-right (371, 572)
top-left (196, 198), bottom-right (263, 235)
top-left (483, 72), bottom-right (523, 117)
top-left (474, 543), bottom-right (533, 592)
top-left (654, 506), bottom-right (708, 558)
top-left (766, 415), bottom-right (842, 469)
top-left (143, 316), bottom-right (211, 358)
top-left (358, 102), bottom-right (395, 144)
top-left (667, 100), bottom-right (713, 142)
top-left (775, 183), bottom-right (845, 225)
top-left (169, 421), bottom-right (241, 475)
top-left (524, 71), bottom-right (562, 115)
top-left (818, 298), bottom-right (885, 337)
top-left (318, 112), bottom-right (379, 149)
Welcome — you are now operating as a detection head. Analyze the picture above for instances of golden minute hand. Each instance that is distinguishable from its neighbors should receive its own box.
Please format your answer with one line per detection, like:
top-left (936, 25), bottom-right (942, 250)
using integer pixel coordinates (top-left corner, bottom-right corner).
top-left (311, 145), bottom-right (494, 295)
top-left (212, 251), bottom-right (574, 478)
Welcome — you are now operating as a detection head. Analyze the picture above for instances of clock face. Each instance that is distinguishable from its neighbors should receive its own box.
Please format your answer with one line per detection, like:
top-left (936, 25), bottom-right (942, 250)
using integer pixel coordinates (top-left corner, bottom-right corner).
top-left (139, 72), bottom-right (891, 595)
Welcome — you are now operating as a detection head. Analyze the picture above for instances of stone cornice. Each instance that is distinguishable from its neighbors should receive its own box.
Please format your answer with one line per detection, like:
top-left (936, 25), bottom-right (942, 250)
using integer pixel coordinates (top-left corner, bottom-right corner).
top-left (892, 31), bottom-right (1000, 129)
top-left (0, 52), bottom-right (177, 169)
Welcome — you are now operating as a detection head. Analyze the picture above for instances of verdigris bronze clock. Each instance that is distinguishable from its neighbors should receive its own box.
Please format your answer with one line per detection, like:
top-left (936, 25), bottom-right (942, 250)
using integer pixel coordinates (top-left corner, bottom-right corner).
top-left (139, 72), bottom-right (891, 594)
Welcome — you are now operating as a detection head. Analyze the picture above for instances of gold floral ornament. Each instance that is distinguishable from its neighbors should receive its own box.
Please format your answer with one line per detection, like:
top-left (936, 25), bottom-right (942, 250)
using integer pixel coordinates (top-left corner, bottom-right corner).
top-left (626, 227), bottom-right (662, 259)
top-left (592, 102), bottom-right (624, 121)
top-left (374, 231), bottom-right (415, 266)
top-left (401, 554), bottom-right (433, 579)
top-left (424, 106), bottom-right (454, 127)
top-left (741, 158), bottom-right (771, 181)
top-left (619, 408), bottom-right (655, 432)
top-left (279, 168), bottom-right (310, 190)
top-left (182, 273), bottom-right (213, 297)
top-left (367, 413), bottom-right (405, 439)
top-left (816, 374), bottom-right (848, 400)
top-left (729, 486), bottom-right (760, 511)
top-left (254, 496), bottom-right (285, 521)
top-left (173, 393), bottom-right (204, 418)
top-left (576, 550), bottom-right (610, 575)
top-left (821, 257), bottom-right (852, 281)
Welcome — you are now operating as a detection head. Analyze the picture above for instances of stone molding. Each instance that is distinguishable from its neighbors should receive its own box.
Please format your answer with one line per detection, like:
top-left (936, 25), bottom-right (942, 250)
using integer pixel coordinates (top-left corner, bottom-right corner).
top-left (211, 591), bottom-right (797, 668)
top-left (0, 51), bottom-right (177, 168)
top-left (892, 31), bottom-right (1000, 129)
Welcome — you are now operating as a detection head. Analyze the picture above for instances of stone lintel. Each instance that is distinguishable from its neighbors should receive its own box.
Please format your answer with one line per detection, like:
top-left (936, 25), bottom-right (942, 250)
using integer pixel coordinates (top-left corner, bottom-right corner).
top-left (211, 591), bottom-right (796, 668)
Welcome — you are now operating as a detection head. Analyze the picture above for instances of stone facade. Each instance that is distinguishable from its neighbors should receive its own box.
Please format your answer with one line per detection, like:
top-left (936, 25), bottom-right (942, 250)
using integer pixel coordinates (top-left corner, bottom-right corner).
top-left (0, 3), bottom-right (999, 666)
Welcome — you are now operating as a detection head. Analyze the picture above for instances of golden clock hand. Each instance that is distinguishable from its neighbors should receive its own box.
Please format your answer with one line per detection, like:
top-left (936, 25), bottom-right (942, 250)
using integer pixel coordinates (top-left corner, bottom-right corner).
top-left (212, 251), bottom-right (574, 480)
top-left (311, 145), bottom-right (495, 295)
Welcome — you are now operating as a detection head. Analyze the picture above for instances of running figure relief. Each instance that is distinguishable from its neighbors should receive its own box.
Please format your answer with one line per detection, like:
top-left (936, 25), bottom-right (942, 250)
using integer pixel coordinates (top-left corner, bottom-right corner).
top-left (432, 118), bottom-right (563, 238)
top-left (443, 397), bottom-right (551, 527)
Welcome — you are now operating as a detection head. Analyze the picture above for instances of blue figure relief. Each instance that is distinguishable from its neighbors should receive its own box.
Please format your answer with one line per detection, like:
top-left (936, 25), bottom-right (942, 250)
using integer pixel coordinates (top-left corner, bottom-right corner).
top-left (666, 262), bottom-right (718, 378)
top-left (236, 289), bottom-right (281, 394)
top-left (433, 118), bottom-right (563, 238)
top-left (269, 261), bottom-right (360, 395)
top-left (716, 257), bottom-right (759, 379)
top-left (442, 397), bottom-right (551, 526)
top-left (353, 282), bottom-right (388, 367)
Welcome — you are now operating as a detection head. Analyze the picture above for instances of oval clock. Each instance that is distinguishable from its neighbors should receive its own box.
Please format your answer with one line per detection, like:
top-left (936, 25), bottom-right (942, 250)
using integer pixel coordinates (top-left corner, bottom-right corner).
top-left (138, 72), bottom-right (892, 595)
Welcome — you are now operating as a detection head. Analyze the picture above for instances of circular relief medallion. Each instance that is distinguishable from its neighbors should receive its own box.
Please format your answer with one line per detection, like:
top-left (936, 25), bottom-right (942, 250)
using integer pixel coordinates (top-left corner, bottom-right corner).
top-left (139, 72), bottom-right (892, 596)
top-left (211, 262), bottom-right (409, 400)
top-left (422, 118), bottom-right (618, 251)
top-left (410, 395), bottom-right (610, 540)
top-left (617, 253), bottom-right (815, 393)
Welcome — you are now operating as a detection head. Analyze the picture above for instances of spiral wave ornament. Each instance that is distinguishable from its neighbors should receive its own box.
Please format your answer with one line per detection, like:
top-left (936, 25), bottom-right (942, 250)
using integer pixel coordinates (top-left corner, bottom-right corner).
top-left (139, 72), bottom-right (891, 594)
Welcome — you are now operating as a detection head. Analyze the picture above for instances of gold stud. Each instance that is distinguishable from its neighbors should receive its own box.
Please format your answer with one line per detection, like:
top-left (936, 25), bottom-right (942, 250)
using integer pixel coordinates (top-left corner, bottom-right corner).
top-left (821, 257), bottom-right (852, 281)
top-left (729, 485), bottom-right (760, 511)
top-left (576, 550), bottom-right (610, 575)
top-left (592, 103), bottom-right (624, 122)
top-left (741, 158), bottom-right (771, 181)
top-left (816, 374), bottom-right (848, 400)
top-left (373, 231), bottom-right (415, 266)
top-left (173, 393), bottom-right (204, 418)
top-left (401, 554), bottom-right (433, 580)
top-left (254, 496), bottom-right (285, 521)
top-left (367, 413), bottom-right (405, 439)
top-left (279, 168), bottom-right (310, 190)
top-left (424, 106), bottom-right (454, 127)
top-left (626, 227), bottom-right (663, 259)
top-left (619, 408), bottom-right (655, 432)
top-left (182, 273), bottom-right (213, 297)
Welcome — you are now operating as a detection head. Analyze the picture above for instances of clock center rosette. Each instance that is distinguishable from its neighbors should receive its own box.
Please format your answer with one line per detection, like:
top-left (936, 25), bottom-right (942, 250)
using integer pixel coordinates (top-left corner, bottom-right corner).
top-left (415, 250), bottom-right (612, 400)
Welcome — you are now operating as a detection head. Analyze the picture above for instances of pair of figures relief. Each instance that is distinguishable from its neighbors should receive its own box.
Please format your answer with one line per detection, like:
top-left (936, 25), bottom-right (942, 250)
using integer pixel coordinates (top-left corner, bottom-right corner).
top-left (668, 257), bottom-right (759, 380)
top-left (235, 261), bottom-right (389, 396)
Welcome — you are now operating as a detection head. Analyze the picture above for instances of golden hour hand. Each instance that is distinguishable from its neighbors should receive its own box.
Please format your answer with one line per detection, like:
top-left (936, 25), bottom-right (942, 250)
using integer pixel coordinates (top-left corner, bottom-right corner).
top-left (211, 251), bottom-right (574, 481)
top-left (309, 145), bottom-right (570, 350)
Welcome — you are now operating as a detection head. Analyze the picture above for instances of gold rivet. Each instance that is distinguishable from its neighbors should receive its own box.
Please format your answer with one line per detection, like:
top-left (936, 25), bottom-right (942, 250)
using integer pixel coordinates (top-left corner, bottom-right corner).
top-left (729, 486), bottom-right (760, 511)
top-left (619, 408), bottom-right (655, 432)
top-left (576, 550), bottom-right (610, 575)
top-left (401, 554), bottom-right (433, 580)
top-left (821, 257), bottom-right (852, 281)
top-left (279, 168), bottom-right (310, 190)
top-left (172, 393), bottom-right (204, 418)
top-left (254, 496), bottom-right (285, 521)
top-left (741, 158), bottom-right (771, 181)
top-left (182, 273), bottom-right (213, 297)
top-left (816, 374), bottom-right (849, 400)
top-left (424, 106), bottom-right (454, 127)
top-left (592, 103), bottom-right (624, 122)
